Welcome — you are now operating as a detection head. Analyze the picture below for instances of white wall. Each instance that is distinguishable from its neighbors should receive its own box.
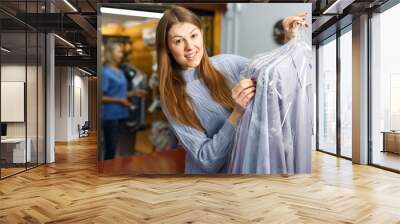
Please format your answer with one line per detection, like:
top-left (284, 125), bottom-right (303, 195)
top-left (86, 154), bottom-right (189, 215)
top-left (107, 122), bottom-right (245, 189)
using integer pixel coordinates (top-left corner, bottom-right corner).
top-left (55, 66), bottom-right (69, 141)
top-left (72, 72), bottom-right (89, 138)
top-left (221, 3), bottom-right (312, 58)
top-left (55, 67), bottom-right (89, 141)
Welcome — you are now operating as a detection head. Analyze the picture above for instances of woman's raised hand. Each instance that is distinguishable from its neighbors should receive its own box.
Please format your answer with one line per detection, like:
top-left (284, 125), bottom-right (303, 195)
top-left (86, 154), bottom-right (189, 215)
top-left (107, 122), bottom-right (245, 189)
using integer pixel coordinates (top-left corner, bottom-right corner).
top-left (282, 12), bottom-right (308, 42)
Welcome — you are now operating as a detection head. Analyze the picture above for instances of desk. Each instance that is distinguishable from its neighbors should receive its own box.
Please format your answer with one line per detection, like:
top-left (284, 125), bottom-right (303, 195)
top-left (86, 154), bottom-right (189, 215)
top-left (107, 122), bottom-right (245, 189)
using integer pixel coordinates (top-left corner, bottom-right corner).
top-left (382, 131), bottom-right (400, 154)
top-left (1, 138), bottom-right (31, 163)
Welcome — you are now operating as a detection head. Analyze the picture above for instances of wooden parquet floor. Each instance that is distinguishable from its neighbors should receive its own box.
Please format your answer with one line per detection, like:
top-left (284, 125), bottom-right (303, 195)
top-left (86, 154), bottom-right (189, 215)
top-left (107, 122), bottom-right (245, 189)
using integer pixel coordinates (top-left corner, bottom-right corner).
top-left (1, 135), bottom-right (400, 223)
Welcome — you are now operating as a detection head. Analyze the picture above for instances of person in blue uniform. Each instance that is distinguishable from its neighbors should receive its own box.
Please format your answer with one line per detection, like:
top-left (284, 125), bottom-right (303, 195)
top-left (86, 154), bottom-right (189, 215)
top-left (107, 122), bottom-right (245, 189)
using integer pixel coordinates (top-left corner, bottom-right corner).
top-left (102, 42), bottom-right (129, 160)
top-left (101, 41), bottom-right (146, 160)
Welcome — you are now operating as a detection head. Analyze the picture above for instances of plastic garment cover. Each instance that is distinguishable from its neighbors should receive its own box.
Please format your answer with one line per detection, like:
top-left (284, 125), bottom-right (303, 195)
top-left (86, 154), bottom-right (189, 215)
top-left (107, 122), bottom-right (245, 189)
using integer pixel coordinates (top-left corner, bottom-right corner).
top-left (149, 121), bottom-right (178, 150)
top-left (228, 27), bottom-right (313, 174)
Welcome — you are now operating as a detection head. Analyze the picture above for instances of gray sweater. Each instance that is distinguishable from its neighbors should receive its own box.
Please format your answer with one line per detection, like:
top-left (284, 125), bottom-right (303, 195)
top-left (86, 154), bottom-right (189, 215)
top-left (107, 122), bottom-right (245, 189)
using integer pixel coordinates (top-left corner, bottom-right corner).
top-left (164, 54), bottom-right (249, 174)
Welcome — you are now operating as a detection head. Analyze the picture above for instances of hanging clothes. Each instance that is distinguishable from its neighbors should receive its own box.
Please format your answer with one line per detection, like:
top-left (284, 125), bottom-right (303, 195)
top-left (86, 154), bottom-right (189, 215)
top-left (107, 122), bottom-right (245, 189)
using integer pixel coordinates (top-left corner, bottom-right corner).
top-left (228, 28), bottom-right (314, 174)
top-left (120, 64), bottom-right (147, 132)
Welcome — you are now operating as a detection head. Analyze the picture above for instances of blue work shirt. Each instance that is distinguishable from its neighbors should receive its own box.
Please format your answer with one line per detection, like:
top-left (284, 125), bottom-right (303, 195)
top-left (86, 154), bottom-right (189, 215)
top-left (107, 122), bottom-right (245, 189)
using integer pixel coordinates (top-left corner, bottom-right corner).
top-left (101, 66), bottom-right (129, 120)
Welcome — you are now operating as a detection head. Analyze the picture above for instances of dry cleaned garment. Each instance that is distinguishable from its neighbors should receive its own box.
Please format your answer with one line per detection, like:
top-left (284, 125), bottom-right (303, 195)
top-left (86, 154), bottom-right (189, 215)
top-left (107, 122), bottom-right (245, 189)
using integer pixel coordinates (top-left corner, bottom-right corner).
top-left (228, 32), bottom-right (314, 174)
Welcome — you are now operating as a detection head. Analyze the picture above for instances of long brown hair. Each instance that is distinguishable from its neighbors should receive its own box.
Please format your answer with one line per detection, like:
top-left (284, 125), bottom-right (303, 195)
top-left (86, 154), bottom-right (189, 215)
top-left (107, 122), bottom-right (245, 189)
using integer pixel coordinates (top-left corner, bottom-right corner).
top-left (156, 6), bottom-right (234, 131)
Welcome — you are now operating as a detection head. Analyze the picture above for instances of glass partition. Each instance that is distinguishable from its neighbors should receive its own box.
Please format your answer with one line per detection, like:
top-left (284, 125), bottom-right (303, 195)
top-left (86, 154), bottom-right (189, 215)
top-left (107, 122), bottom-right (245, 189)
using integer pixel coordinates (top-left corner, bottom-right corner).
top-left (0, 1), bottom-right (46, 179)
top-left (1, 30), bottom-right (28, 177)
top-left (370, 4), bottom-right (400, 171)
top-left (317, 36), bottom-right (337, 155)
top-left (339, 28), bottom-right (352, 158)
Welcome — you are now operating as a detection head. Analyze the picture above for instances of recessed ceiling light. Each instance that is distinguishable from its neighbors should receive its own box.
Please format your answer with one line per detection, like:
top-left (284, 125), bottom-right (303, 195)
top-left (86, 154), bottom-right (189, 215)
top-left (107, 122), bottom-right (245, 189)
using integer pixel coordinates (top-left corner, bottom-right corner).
top-left (100, 7), bottom-right (164, 19)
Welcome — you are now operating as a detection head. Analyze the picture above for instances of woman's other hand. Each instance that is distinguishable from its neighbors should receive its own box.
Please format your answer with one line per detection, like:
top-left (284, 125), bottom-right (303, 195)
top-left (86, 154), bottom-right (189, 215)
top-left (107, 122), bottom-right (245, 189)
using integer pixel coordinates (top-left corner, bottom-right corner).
top-left (282, 12), bottom-right (308, 42)
top-left (232, 79), bottom-right (256, 114)
top-left (228, 79), bottom-right (256, 126)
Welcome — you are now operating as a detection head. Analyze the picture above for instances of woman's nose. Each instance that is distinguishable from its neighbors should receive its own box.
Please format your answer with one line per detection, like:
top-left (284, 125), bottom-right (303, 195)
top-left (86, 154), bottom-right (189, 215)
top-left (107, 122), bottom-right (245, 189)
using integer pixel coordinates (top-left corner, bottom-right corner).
top-left (185, 39), bottom-right (194, 50)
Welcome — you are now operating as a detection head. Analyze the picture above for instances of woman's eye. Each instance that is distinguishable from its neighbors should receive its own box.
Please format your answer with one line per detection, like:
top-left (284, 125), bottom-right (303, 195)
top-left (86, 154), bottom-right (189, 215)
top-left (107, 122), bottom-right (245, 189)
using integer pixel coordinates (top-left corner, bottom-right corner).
top-left (175, 39), bottom-right (181, 45)
top-left (191, 33), bottom-right (198, 38)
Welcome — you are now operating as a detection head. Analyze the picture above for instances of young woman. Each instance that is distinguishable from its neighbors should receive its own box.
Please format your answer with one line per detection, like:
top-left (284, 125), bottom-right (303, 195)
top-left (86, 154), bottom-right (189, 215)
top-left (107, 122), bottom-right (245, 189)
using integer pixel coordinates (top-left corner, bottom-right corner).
top-left (156, 6), bottom-right (307, 174)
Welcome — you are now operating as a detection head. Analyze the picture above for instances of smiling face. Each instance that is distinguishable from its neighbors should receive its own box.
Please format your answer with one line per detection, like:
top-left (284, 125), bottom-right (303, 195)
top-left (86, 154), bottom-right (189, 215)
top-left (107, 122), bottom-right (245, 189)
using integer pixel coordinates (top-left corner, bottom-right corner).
top-left (167, 22), bottom-right (204, 69)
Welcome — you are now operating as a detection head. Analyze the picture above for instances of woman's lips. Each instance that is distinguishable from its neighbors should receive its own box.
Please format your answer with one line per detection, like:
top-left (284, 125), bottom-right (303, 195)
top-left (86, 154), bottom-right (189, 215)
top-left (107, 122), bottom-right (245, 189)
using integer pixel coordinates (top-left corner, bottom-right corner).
top-left (185, 51), bottom-right (197, 60)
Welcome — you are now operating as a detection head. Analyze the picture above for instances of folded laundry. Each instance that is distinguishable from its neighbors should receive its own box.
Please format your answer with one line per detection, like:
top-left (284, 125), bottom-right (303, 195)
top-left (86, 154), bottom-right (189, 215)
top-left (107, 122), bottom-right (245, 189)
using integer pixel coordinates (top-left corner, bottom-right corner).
top-left (228, 27), bottom-right (314, 174)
